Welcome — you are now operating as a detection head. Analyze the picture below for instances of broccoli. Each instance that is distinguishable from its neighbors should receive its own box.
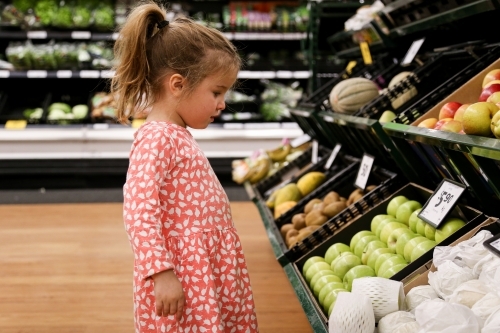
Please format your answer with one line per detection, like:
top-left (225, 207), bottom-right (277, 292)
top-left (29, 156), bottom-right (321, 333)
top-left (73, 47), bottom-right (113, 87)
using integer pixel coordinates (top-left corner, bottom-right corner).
top-left (52, 6), bottom-right (73, 28)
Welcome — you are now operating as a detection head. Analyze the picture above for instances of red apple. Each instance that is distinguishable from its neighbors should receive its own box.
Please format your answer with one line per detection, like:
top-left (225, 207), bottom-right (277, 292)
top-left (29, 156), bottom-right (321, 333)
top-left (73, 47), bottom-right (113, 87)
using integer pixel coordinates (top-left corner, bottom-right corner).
top-left (479, 83), bottom-right (500, 102)
top-left (487, 92), bottom-right (500, 108)
top-left (454, 103), bottom-right (471, 122)
top-left (483, 69), bottom-right (500, 88)
top-left (434, 118), bottom-right (453, 130)
top-left (438, 102), bottom-right (462, 120)
top-left (440, 120), bottom-right (463, 133)
top-left (418, 118), bottom-right (438, 129)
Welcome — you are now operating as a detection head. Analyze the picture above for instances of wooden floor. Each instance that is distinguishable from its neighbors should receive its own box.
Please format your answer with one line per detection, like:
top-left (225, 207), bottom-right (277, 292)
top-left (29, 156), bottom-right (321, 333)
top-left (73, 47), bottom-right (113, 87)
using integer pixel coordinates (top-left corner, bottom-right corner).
top-left (0, 202), bottom-right (312, 333)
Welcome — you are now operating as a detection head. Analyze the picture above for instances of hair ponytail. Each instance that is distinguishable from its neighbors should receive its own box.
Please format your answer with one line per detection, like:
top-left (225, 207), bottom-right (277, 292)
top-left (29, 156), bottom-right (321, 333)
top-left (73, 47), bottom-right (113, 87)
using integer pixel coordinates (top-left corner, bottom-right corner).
top-left (112, 1), bottom-right (242, 124)
top-left (112, 1), bottom-right (165, 124)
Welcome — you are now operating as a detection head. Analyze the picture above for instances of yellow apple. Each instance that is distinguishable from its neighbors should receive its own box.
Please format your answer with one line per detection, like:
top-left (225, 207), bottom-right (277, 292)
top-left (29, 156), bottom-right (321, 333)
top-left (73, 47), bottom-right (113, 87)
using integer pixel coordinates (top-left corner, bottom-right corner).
top-left (462, 102), bottom-right (499, 137)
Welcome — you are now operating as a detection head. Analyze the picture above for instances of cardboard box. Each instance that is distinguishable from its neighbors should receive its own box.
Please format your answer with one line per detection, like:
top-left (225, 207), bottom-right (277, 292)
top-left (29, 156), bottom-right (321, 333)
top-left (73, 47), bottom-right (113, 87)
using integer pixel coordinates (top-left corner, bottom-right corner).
top-left (412, 57), bottom-right (500, 126)
top-left (402, 216), bottom-right (500, 294)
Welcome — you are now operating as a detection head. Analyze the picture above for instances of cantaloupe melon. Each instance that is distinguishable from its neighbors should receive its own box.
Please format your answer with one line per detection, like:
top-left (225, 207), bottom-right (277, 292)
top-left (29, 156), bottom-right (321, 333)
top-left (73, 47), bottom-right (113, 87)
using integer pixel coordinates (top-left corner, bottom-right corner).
top-left (329, 78), bottom-right (379, 114)
top-left (388, 71), bottom-right (418, 110)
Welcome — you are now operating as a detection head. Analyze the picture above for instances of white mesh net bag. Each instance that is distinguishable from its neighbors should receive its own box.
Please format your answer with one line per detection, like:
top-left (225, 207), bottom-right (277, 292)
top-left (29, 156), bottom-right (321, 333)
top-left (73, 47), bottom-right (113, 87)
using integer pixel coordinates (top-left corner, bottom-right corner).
top-left (329, 292), bottom-right (375, 333)
top-left (351, 277), bottom-right (405, 322)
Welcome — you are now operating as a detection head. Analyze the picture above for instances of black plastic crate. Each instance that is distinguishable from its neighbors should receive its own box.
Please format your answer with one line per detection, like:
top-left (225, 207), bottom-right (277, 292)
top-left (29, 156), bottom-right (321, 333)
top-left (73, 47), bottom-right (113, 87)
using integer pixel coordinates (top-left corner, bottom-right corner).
top-left (356, 45), bottom-right (500, 119)
top-left (270, 159), bottom-right (399, 265)
top-left (292, 182), bottom-right (484, 324)
top-left (0, 90), bottom-right (49, 124)
top-left (254, 145), bottom-right (333, 200)
top-left (395, 45), bottom-right (500, 124)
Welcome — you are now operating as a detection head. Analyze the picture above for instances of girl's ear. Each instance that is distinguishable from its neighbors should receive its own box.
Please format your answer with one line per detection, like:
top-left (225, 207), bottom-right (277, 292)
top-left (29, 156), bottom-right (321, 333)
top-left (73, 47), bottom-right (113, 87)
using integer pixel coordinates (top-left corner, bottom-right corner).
top-left (168, 74), bottom-right (185, 97)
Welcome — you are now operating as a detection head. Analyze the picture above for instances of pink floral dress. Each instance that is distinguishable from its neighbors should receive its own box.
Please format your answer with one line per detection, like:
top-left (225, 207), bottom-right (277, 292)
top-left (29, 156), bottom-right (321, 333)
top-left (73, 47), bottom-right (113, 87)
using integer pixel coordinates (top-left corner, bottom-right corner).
top-left (123, 121), bottom-right (258, 333)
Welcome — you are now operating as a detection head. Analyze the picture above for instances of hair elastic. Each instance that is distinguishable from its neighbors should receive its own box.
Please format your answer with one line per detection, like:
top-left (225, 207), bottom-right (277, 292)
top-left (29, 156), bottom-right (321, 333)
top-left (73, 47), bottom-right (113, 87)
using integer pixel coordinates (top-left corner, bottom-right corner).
top-left (157, 20), bottom-right (169, 29)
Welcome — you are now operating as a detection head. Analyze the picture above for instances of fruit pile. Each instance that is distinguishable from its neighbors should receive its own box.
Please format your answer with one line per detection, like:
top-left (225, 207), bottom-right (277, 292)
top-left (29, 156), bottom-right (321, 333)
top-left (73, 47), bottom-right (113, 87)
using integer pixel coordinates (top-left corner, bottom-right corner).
top-left (417, 68), bottom-right (500, 139)
top-left (232, 140), bottom-right (310, 185)
top-left (280, 186), bottom-right (376, 249)
top-left (299, 195), bottom-right (466, 317)
top-left (266, 171), bottom-right (327, 219)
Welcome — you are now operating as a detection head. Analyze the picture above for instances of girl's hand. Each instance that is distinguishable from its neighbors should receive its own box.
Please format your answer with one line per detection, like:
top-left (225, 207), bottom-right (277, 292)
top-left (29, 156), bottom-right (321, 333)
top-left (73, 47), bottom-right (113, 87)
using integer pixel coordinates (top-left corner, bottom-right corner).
top-left (151, 269), bottom-right (186, 321)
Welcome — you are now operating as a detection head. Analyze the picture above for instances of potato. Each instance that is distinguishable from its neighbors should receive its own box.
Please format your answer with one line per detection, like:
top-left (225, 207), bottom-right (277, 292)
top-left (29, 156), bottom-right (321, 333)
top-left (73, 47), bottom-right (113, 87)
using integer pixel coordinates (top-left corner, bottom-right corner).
top-left (288, 236), bottom-right (298, 248)
top-left (305, 210), bottom-right (328, 227)
top-left (292, 213), bottom-right (306, 230)
top-left (366, 185), bottom-right (377, 192)
top-left (323, 191), bottom-right (340, 205)
top-left (285, 228), bottom-right (298, 244)
top-left (322, 201), bottom-right (347, 218)
top-left (304, 198), bottom-right (322, 214)
top-left (280, 224), bottom-right (295, 239)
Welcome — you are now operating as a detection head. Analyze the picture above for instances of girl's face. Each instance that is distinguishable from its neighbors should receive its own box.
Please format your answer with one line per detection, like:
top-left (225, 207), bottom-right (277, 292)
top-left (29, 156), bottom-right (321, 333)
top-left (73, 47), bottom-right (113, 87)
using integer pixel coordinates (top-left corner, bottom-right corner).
top-left (177, 70), bottom-right (237, 129)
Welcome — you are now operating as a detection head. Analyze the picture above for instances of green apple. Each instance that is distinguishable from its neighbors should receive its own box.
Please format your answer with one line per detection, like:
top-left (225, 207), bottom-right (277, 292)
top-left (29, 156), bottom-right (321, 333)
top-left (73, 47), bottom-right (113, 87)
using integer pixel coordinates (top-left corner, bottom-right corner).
top-left (375, 216), bottom-right (399, 238)
top-left (377, 254), bottom-right (407, 277)
top-left (396, 200), bottom-right (423, 225)
top-left (361, 240), bottom-right (387, 265)
top-left (416, 219), bottom-right (429, 237)
top-left (396, 231), bottom-right (418, 258)
top-left (371, 214), bottom-right (393, 234)
top-left (323, 289), bottom-right (349, 313)
top-left (324, 243), bottom-right (351, 265)
top-left (305, 261), bottom-right (332, 283)
top-left (343, 265), bottom-right (376, 291)
top-left (387, 228), bottom-right (413, 252)
top-left (313, 275), bottom-right (343, 297)
top-left (380, 222), bottom-right (408, 244)
top-left (408, 208), bottom-right (423, 233)
top-left (435, 218), bottom-right (466, 244)
top-left (403, 236), bottom-right (428, 263)
top-left (310, 270), bottom-right (336, 289)
top-left (328, 300), bottom-right (337, 317)
top-left (354, 235), bottom-right (380, 258)
top-left (331, 252), bottom-right (362, 280)
top-left (425, 224), bottom-right (437, 241)
top-left (350, 230), bottom-right (375, 251)
top-left (302, 256), bottom-right (326, 276)
top-left (367, 247), bottom-right (395, 270)
top-left (375, 253), bottom-right (398, 275)
top-left (410, 240), bottom-right (437, 262)
top-left (379, 110), bottom-right (397, 123)
top-left (318, 282), bottom-right (345, 306)
top-left (387, 195), bottom-right (409, 216)
top-left (380, 263), bottom-right (408, 279)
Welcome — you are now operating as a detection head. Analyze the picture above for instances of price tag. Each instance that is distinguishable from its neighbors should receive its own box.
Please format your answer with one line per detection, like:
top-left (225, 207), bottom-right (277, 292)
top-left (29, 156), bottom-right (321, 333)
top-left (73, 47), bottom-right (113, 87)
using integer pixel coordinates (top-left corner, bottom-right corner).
top-left (354, 154), bottom-right (375, 190)
top-left (100, 70), bottom-right (115, 78)
top-left (5, 120), bottom-right (27, 130)
top-left (311, 140), bottom-right (319, 164)
top-left (27, 31), bottom-right (48, 39)
top-left (27, 70), bottom-right (47, 78)
top-left (418, 178), bottom-right (466, 228)
top-left (360, 42), bottom-right (373, 65)
top-left (0, 70), bottom-right (10, 78)
top-left (345, 61), bottom-right (357, 75)
top-left (112, 32), bottom-right (120, 40)
top-left (290, 134), bottom-right (311, 148)
top-left (93, 123), bottom-right (109, 130)
top-left (56, 70), bottom-right (73, 78)
top-left (483, 233), bottom-right (500, 258)
top-left (71, 31), bottom-right (91, 39)
top-left (131, 119), bottom-right (146, 128)
top-left (80, 70), bottom-right (100, 78)
top-left (324, 144), bottom-right (342, 170)
top-left (402, 38), bottom-right (425, 66)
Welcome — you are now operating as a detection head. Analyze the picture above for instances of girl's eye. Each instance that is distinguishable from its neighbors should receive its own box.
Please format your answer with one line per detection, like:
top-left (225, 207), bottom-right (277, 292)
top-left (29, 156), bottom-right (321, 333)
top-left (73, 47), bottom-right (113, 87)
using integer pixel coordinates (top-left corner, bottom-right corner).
top-left (214, 92), bottom-right (221, 97)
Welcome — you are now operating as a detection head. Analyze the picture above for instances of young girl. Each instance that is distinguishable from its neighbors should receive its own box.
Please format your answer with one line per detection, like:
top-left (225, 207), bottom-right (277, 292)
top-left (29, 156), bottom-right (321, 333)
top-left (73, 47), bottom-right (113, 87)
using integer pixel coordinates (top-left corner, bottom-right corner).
top-left (114, 2), bottom-right (259, 332)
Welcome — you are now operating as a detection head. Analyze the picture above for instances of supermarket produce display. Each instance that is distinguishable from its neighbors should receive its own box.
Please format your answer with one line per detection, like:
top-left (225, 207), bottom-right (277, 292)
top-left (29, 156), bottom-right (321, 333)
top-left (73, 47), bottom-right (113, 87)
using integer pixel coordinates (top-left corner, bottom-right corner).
top-left (230, 1), bottom-right (500, 332)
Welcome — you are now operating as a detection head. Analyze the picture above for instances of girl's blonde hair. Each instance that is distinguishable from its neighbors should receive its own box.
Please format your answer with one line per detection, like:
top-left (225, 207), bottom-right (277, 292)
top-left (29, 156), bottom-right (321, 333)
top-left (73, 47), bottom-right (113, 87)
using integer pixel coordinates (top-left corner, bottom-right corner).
top-left (112, 1), bottom-right (241, 123)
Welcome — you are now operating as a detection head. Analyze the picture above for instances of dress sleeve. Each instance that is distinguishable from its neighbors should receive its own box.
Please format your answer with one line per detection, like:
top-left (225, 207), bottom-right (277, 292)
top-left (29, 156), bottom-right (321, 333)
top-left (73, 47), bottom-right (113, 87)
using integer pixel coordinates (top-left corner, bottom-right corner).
top-left (123, 128), bottom-right (175, 281)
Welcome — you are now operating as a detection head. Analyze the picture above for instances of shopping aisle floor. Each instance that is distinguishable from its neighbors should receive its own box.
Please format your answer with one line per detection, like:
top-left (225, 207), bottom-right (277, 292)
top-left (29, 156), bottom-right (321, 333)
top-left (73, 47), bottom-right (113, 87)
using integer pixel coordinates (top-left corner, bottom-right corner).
top-left (0, 202), bottom-right (312, 333)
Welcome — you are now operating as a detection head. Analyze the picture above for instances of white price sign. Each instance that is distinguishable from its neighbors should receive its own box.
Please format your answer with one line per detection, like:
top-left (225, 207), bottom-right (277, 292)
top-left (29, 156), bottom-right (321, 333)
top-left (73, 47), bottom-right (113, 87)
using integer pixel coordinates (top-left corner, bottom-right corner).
top-left (402, 38), bottom-right (425, 66)
top-left (418, 179), bottom-right (466, 228)
top-left (290, 134), bottom-right (311, 148)
top-left (354, 154), bottom-right (375, 190)
top-left (324, 144), bottom-right (342, 170)
top-left (311, 140), bottom-right (319, 164)
top-left (484, 233), bottom-right (500, 258)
